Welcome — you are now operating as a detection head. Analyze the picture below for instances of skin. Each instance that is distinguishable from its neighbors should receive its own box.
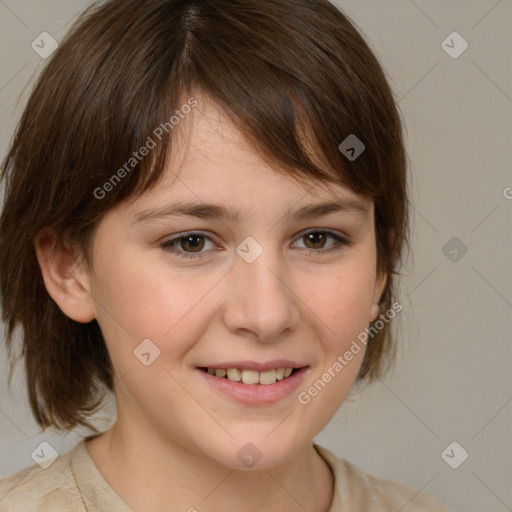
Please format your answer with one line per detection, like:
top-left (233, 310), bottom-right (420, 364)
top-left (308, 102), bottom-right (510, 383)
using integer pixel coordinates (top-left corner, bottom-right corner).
top-left (35, 95), bottom-right (387, 512)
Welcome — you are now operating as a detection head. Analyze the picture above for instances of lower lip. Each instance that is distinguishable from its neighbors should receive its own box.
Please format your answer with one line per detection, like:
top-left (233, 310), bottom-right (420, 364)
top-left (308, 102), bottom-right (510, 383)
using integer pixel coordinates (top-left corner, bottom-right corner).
top-left (196, 367), bottom-right (309, 405)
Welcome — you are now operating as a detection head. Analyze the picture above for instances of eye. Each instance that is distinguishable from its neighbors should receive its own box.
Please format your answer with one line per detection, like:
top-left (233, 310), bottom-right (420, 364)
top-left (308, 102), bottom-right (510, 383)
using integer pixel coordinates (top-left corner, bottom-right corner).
top-left (292, 229), bottom-right (351, 254)
top-left (160, 232), bottom-right (216, 260)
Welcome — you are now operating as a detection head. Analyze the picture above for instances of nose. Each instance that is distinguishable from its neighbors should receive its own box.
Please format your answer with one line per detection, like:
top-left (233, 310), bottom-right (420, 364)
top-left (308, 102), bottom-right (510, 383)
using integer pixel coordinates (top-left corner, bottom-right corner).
top-left (221, 246), bottom-right (301, 343)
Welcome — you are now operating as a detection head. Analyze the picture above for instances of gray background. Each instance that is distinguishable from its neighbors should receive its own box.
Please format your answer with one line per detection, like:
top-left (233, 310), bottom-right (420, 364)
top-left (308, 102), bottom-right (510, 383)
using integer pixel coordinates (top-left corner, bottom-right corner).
top-left (0, 1), bottom-right (511, 511)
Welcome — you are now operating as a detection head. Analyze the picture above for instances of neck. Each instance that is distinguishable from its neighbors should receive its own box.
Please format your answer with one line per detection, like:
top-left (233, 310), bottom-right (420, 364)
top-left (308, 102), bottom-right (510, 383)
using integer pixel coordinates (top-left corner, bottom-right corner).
top-left (85, 423), bottom-right (334, 512)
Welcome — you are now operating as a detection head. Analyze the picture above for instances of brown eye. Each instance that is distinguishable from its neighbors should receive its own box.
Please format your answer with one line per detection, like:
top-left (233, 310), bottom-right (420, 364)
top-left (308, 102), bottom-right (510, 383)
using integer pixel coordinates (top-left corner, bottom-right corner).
top-left (303, 232), bottom-right (328, 249)
top-left (161, 232), bottom-right (216, 260)
top-left (292, 229), bottom-right (351, 255)
top-left (179, 234), bottom-right (205, 253)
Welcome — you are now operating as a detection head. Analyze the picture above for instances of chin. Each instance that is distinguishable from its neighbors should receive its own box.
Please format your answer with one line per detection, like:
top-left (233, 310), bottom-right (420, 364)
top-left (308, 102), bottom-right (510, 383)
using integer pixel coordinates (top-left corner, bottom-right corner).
top-left (201, 432), bottom-right (307, 471)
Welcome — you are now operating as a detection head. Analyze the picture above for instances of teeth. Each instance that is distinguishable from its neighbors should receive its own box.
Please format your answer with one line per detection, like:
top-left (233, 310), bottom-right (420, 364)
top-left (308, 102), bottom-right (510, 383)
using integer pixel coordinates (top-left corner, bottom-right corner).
top-left (226, 368), bottom-right (241, 381)
top-left (241, 370), bottom-right (259, 385)
top-left (259, 369), bottom-right (277, 385)
top-left (205, 367), bottom-right (295, 384)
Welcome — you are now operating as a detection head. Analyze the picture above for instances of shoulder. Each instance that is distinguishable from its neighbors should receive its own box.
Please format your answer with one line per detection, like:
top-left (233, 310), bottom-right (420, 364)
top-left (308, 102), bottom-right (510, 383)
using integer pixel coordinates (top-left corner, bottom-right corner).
top-left (314, 444), bottom-right (451, 512)
top-left (0, 443), bottom-right (83, 512)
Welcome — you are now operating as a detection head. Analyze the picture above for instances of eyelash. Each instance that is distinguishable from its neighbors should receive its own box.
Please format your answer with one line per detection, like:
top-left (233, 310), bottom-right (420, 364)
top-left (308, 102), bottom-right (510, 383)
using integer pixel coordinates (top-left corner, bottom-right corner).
top-left (160, 229), bottom-right (351, 260)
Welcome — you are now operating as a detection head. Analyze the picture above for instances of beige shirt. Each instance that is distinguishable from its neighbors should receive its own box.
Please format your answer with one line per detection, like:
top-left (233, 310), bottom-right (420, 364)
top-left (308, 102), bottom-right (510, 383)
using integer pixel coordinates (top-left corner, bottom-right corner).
top-left (0, 440), bottom-right (450, 511)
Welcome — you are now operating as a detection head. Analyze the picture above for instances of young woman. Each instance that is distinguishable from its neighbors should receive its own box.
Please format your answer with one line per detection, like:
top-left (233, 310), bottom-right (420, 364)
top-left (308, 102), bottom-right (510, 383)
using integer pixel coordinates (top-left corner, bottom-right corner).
top-left (0, 0), bottom-right (450, 510)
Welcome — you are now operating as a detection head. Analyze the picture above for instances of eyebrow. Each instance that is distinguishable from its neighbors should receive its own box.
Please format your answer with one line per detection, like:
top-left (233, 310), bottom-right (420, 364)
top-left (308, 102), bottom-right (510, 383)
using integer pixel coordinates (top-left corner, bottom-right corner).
top-left (133, 198), bottom-right (369, 224)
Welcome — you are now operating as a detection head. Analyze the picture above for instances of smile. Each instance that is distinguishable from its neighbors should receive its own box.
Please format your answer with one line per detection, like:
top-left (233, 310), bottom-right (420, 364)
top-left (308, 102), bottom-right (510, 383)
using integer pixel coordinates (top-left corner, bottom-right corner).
top-left (198, 367), bottom-right (297, 385)
top-left (196, 365), bottom-right (309, 405)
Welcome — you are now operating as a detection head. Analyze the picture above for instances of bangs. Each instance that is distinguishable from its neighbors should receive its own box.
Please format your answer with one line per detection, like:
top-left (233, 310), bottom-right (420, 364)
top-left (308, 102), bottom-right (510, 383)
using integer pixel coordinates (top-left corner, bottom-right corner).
top-left (61, 0), bottom-right (390, 218)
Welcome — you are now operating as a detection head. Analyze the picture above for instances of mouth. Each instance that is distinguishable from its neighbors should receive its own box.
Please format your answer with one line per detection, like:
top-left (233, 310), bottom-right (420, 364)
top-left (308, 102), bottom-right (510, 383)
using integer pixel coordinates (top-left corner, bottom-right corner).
top-left (196, 364), bottom-right (309, 405)
top-left (197, 366), bottom-right (302, 385)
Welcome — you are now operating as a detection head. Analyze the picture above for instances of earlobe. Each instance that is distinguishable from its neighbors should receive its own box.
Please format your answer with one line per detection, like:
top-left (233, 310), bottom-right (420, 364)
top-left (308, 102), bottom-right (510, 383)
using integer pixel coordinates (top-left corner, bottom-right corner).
top-left (369, 303), bottom-right (380, 322)
top-left (34, 230), bottom-right (96, 323)
top-left (369, 271), bottom-right (388, 323)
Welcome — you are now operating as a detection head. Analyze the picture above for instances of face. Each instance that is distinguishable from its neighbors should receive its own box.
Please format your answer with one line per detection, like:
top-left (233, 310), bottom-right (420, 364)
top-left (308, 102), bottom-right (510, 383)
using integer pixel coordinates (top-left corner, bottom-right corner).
top-left (78, 97), bottom-right (386, 470)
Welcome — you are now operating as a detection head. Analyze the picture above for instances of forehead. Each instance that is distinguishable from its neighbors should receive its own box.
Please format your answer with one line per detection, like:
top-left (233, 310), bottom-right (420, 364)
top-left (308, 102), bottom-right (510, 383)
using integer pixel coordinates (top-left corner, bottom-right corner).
top-left (118, 95), bottom-right (374, 225)
top-left (152, 96), bottom-right (369, 198)
top-left (168, 97), bottom-right (280, 179)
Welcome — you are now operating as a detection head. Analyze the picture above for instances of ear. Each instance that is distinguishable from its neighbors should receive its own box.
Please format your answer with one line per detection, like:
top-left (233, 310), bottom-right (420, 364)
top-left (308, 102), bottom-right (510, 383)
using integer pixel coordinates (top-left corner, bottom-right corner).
top-left (34, 230), bottom-right (96, 323)
top-left (369, 270), bottom-right (388, 323)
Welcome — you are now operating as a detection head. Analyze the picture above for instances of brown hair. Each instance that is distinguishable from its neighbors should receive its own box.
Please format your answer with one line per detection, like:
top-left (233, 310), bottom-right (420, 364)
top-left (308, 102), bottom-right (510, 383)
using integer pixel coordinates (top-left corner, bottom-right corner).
top-left (0, 0), bottom-right (410, 434)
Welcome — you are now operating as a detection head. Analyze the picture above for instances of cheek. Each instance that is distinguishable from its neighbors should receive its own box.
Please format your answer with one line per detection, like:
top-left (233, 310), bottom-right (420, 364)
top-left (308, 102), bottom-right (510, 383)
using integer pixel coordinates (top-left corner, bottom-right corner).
top-left (91, 250), bottom-right (222, 358)
top-left (304, 264), bottom-right (377, 346)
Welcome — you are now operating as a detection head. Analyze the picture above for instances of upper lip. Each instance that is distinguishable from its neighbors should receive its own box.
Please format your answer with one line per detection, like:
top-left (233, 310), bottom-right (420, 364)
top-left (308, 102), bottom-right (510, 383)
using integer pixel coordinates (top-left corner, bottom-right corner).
top-left (197, 360), bottom-right (308, 371)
